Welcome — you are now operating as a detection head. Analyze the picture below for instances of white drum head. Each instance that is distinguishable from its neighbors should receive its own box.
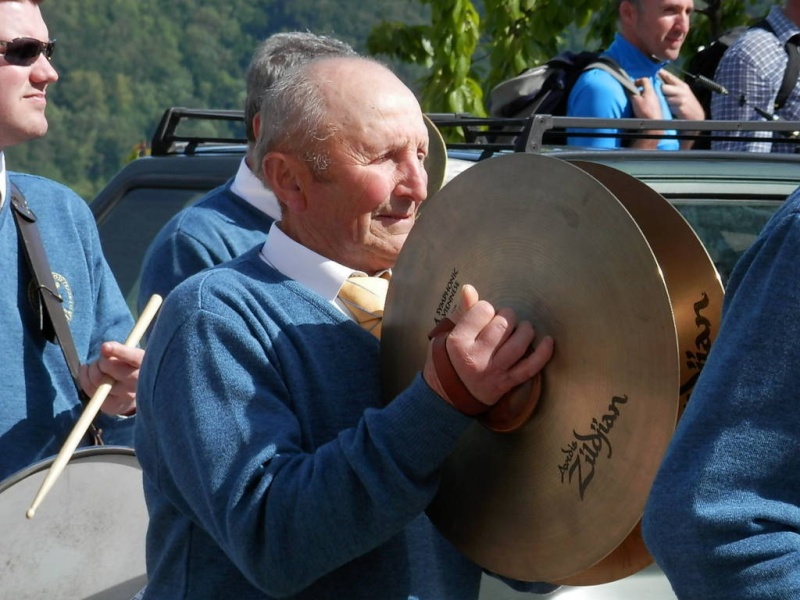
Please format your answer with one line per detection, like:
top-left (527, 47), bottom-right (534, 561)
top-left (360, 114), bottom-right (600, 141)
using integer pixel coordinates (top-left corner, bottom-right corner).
top-left (0, 446), bottom-right (147, 599)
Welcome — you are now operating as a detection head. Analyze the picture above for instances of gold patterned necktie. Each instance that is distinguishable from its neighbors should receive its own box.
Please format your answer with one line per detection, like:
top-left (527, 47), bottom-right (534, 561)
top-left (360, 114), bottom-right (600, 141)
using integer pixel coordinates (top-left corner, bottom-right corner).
top-left (337, 273), bottom-right (390, 338)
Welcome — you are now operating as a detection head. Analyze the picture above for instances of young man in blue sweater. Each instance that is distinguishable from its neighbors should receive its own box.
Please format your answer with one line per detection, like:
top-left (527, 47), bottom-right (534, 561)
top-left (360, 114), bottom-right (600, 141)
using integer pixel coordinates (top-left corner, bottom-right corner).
top-left (643, 184), bottom-right (800, 597)
top-left (135, 56), bottom-right (555, 599)
top-left (0, 0), bottom-right (141, 481)
top-left (136, 32), bottom-right (356, 317)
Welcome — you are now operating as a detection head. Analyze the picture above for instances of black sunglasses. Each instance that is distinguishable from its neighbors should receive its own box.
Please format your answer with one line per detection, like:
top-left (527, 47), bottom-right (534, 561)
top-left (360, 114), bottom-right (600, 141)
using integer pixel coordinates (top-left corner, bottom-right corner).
top-left (0, 37), bottom-right (55, 67)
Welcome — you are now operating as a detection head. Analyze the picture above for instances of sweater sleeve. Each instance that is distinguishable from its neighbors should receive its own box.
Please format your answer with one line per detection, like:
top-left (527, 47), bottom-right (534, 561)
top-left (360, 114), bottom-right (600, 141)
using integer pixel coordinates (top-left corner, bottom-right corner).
top-left (138, 225), bottom-right (218, 315)
top-left (642, 192), bottom-right (800, 598)
top-left (136, 291), bottom-right (474, 597)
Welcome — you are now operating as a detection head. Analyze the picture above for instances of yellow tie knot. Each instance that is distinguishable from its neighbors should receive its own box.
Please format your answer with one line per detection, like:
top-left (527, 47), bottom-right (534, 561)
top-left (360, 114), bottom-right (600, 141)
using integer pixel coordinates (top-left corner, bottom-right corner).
top-left (338, 273), bottom-right (390, 338)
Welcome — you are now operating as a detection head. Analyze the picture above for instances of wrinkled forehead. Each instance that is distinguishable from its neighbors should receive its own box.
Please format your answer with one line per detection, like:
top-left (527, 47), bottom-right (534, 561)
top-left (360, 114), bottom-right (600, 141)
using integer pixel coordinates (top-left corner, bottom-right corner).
top-left (323, 64), bottom-right (425, 138)
top-left (335, 94), bottom-right (427, 158)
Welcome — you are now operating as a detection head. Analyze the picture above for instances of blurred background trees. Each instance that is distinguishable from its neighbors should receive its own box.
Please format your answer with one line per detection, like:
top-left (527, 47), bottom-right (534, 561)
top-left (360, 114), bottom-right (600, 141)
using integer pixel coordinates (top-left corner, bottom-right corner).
top-left (368, 0), bottom-right (765, 116)
top-left (6, 0), bottom-right (767, 199)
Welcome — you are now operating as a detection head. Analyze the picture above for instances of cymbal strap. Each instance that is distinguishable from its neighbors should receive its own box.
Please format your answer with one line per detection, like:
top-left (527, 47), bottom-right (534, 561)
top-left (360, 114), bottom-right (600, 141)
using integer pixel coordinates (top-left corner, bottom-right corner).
top-left (428, 318), bottom-right (541, 432)
top-left (428, 319), bottom-right (488, 416)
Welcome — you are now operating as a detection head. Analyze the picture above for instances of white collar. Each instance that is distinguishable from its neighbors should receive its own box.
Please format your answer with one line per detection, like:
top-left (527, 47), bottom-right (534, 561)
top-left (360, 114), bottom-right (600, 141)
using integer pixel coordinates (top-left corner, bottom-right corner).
top-left (259, 222), bottom-right (353, 303)
top-left (229, 158), bottom-right (281, 221)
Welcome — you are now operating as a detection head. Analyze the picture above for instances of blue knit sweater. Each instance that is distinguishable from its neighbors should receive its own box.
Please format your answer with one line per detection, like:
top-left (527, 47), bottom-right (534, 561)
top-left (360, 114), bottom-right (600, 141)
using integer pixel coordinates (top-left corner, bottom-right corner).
top-left (0, 172), bottom-right (135, 481)
top-left (137, 177), bottom-right (275, 314)
top-left (135, 248), bottom-right (556, 599)
top-left (643, 186), bottom-right (800, 597)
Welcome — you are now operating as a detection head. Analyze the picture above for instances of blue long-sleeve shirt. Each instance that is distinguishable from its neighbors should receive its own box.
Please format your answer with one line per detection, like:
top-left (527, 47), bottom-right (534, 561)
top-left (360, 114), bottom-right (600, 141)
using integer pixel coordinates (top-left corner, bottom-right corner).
top-left (567, 34), bottom-right (678, 149)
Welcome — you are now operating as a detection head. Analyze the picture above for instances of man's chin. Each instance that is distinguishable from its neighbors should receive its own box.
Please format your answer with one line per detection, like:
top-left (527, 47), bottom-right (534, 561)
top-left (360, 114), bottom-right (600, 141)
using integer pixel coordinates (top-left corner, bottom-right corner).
top-left (4, 125), bottom-right (48, 149)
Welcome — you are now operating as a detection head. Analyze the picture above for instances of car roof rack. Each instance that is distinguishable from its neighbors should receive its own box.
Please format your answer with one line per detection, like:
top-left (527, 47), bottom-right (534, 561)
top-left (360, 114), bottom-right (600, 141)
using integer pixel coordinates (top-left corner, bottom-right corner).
top-left (150, 106), bottom-right (800, 158)
top-left (427, 113), bottom-right (800, 154)
top-left (151, 107), bottom-right (247, 156)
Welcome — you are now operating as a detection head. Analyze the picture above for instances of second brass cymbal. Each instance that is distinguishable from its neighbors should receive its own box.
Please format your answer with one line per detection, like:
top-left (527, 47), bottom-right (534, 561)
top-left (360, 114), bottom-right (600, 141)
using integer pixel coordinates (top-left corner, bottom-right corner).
top-left (382, 153), bottom-right (680, 582)
top-left (550, 161), bottom-right (724, 585)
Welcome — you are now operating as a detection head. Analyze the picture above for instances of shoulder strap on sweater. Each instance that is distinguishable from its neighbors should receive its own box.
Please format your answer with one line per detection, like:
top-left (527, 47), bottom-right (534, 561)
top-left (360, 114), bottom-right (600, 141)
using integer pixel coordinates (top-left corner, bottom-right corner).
top-left (10, 182), bottom-right (103, 444)
top-left (9, 183), bottom-right (90, 397)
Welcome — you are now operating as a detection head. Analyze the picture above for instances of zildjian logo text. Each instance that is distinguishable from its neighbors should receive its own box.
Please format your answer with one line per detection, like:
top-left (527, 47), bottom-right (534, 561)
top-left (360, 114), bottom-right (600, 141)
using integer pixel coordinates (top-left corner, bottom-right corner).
top-left (679, 292), bottom-right (712, 404)
top-left (558, 395), bottom-right (628, 500)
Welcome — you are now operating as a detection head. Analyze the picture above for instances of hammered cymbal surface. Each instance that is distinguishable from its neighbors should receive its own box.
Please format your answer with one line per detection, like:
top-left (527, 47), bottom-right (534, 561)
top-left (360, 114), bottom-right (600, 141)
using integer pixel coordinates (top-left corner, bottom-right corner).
top-left (381, 153), bottom-right (680, 582)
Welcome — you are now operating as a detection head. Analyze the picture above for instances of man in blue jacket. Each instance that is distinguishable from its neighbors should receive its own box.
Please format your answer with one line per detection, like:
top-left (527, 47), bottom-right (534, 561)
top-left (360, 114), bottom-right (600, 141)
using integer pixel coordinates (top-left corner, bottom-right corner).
top-left (135, 55), bottom-right (555, 599)
top-left (567, 0), bottom-right (704, 149)
top-left (0, 0), bottom-right (141, 481)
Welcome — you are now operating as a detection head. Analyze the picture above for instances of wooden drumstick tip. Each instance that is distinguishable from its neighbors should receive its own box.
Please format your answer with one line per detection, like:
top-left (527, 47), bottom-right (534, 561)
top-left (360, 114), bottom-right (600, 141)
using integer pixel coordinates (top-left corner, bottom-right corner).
top-left (25, 294), bottom-right (163, 519)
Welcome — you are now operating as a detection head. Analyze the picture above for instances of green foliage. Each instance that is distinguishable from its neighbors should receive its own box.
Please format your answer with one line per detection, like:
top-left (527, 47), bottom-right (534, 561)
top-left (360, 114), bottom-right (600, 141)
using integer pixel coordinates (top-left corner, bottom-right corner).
top-left (368, 0), bottom-right (769, 127)
top-left (5, 0), bottom-right (426, 200)
top-left (369, 0), bottom-right (613, 120)
top-left (683, 0), bottom-right (765, 65)
top-left (4, 0), bottom-right (772, 198)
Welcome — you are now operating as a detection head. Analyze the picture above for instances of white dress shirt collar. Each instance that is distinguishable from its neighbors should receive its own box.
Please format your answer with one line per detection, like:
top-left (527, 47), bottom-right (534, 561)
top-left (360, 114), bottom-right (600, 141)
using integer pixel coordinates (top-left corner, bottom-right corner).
top-left (259, 222), bottom-right (353, 306)
top-left (229, 158), bottom-right (281, 221)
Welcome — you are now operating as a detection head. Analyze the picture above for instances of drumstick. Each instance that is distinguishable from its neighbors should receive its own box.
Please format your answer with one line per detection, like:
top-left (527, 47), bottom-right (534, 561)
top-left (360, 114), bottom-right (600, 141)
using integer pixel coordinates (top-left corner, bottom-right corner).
top-left (26, 294), bottom-right (163, 519)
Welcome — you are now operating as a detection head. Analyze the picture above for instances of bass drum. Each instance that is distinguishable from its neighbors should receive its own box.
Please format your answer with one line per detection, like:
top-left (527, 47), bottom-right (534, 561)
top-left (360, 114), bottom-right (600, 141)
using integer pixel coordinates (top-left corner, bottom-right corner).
top-left (0, 446), bottom-right (148, 599)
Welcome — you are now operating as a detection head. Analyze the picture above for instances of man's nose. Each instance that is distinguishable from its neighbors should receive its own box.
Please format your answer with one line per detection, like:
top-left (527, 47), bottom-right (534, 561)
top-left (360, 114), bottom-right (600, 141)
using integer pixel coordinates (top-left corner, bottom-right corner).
top-left (32, 52), bottom-right (58, 84)
top-left (399, 156), bottom-right (429, 202)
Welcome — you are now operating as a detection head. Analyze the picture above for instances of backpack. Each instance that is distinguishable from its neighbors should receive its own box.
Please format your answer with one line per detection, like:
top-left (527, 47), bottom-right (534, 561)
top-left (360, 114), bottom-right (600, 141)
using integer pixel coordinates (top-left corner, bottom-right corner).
top-left (487, 50), bottom-right (640, 146)
top-left (488, 50), bottom-right (639, 118)
top-left (686, 19), bottom-right (800, 120)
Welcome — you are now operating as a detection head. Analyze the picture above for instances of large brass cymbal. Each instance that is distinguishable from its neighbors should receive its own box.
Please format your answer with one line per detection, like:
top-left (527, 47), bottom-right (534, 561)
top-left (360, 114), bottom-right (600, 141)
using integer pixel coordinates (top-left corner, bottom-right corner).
top-left (553, 161), bottom-right (724, 586)
top-left (381, 152), bottom-right (680, 583)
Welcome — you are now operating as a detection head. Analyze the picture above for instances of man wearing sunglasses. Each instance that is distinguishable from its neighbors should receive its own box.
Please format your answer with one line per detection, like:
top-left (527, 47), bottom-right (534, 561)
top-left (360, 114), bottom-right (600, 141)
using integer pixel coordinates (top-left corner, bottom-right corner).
top-left (0, 0), bottom-right (143, 481)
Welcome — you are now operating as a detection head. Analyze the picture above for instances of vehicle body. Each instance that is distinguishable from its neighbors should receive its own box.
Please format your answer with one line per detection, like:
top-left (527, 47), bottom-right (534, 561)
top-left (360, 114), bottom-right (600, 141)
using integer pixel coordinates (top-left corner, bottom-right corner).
top-left (90, 108), bottom-right (800, 599)
top-left (92, 108), bottom-right (800, 313)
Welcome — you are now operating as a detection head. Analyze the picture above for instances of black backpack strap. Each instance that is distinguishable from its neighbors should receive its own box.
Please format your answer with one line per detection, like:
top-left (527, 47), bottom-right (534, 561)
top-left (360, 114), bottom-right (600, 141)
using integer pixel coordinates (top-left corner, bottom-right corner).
top-left (776, 34), bottom-right (800, 110)
top-left (584, 56), bottom-right (641, 97)
top-left (10, 182), bottom-right (103, 444)
top-left (751, 18), bottom-right (800, 111)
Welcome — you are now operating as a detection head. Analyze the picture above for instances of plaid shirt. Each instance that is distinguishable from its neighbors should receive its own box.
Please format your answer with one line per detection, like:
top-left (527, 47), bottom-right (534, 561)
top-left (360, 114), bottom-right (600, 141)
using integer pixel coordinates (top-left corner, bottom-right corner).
top-left (711, 6), bottom-right (800, 152)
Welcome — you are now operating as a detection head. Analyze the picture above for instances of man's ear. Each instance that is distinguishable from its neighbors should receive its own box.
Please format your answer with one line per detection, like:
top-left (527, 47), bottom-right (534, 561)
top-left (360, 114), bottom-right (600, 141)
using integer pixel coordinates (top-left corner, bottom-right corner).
top-left (263, 152), bottom-right (308, 212)
top-left (619, 0), bottom-right (636, 25)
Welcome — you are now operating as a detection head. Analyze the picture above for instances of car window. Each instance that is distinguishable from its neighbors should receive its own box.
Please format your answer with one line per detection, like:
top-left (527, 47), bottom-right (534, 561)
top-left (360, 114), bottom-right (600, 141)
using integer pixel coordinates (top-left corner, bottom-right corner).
top-left (97, 187), bottom-right (204, 313)
top-left (671, 199), bottom-right (782, 285)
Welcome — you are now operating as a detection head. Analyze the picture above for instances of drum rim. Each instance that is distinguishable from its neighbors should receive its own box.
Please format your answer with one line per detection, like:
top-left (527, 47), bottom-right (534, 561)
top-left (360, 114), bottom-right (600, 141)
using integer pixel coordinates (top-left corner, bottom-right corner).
top-left (0, 445), bottom-right (138, 492)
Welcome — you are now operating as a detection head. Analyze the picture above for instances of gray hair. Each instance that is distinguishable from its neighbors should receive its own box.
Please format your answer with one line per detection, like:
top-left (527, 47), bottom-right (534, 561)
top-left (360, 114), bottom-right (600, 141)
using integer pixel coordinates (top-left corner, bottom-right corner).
top-left (244, 32), bottom-right (356, 142)
top-left (253, 56), bottom-right (389, 184)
